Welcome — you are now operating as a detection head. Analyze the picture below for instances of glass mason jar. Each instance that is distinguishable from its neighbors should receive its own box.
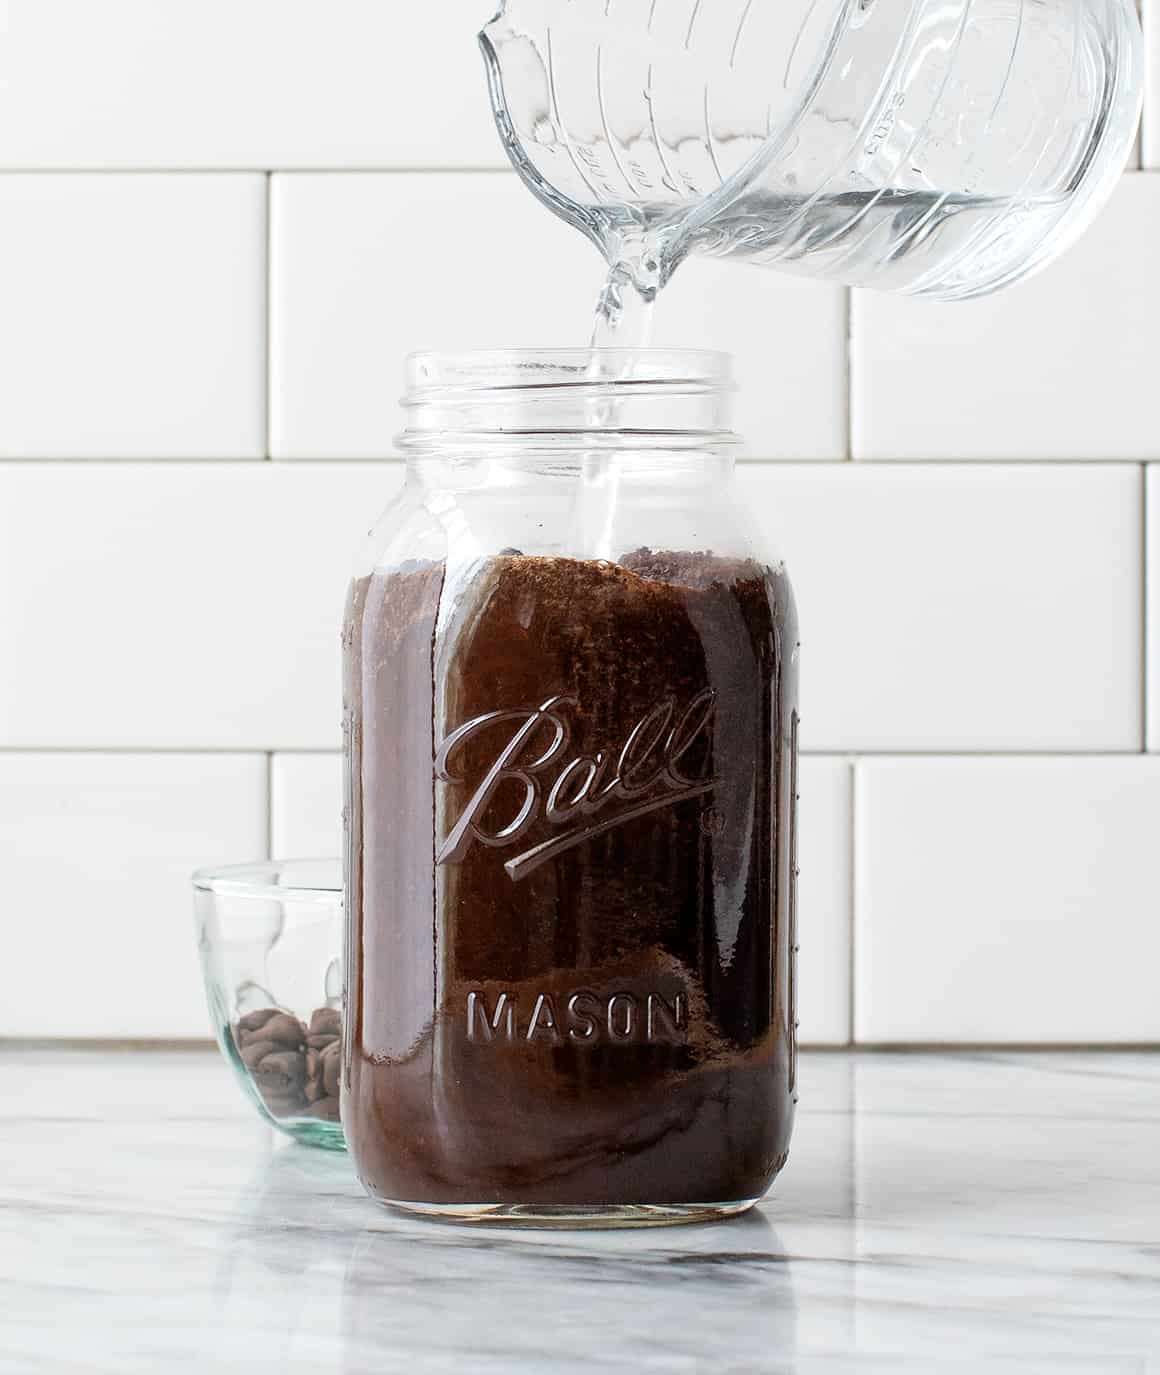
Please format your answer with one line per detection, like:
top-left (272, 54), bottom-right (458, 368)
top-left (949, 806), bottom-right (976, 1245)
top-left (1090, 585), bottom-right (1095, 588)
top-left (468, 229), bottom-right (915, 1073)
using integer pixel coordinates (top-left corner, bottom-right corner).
top-left (342, 350), bottom-right (800, 1227)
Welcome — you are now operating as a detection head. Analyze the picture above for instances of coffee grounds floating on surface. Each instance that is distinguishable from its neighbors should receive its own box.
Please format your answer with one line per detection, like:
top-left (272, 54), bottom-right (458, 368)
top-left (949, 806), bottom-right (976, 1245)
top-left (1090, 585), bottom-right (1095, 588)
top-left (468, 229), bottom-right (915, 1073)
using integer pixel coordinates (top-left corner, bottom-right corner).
top-left (343, 550), bottom-right (798, 1208)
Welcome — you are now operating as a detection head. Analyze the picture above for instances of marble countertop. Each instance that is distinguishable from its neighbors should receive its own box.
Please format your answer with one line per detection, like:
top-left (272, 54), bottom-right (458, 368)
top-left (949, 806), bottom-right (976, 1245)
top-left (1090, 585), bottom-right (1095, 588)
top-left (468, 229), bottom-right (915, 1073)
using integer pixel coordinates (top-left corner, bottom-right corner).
top-left (2, 1048), bottom-right (1158, 1374)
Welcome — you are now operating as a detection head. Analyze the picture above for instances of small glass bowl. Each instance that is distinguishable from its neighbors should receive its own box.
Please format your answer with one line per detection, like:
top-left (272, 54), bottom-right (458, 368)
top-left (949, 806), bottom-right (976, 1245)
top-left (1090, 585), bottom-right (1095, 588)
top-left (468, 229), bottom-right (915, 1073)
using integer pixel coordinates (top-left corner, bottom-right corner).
top-left (193, 859), bottom-right (346, 1151)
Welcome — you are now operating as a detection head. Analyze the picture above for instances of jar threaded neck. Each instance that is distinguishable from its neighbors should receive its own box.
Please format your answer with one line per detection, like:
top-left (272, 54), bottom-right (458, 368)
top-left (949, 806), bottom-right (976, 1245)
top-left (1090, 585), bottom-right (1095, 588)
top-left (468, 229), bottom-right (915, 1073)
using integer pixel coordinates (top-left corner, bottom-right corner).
top-left (398, 349), bottom-right (738, 454)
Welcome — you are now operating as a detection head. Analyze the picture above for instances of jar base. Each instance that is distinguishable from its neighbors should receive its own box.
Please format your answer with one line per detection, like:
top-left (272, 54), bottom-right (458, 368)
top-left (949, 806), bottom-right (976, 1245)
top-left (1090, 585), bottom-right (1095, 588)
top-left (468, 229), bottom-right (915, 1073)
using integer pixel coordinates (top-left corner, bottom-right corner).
top-left (379, 1199), bottom-right (763, 1230)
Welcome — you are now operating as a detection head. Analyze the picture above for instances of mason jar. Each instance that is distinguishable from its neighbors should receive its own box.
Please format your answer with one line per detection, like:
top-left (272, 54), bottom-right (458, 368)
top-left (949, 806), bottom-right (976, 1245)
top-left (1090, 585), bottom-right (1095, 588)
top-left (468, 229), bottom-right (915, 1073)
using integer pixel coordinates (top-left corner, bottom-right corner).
top-left (342, 350), bottom-right (800, 1227)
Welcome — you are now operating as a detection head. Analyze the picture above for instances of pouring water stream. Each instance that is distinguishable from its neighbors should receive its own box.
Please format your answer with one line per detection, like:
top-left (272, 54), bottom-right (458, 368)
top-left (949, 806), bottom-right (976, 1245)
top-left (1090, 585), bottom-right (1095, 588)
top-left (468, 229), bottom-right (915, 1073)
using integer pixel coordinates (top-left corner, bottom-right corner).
top-left (572, 234), bottom-right (665, 561)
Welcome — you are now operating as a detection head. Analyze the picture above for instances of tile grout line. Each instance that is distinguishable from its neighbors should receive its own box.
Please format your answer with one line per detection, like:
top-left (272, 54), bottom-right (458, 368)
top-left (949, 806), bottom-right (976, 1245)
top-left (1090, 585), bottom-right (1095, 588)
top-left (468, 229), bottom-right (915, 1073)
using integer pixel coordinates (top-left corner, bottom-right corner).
top-left (1132, 0), bottom-right (1144, 169)
top-left (265, 753), bottom-right (275, 861)
top-left (1144, 462), bottom-right (1151, 750)
top-left (7, 1037), bottom-right (1154, 1052)
top-left (844, 288), bottom-right (854, 462)
top-left (1140, 0), bottom-right (1150, 171)
top-left (0, 456), bottom-right (1150, 467)
top-left (0, 747), bottom-right (327, 756)
top-left (264, 172), bottom-right (273, 462)
top-left (0, 165), bottom-right (518, 176)
top-left (2, 746), bottom-right (1158, 758)
top-left (848, 756), bottom-right (858, 1048)
top-left (0, 165), bottom-right (1155, 178)
top-left (0, 457), bottom-right (408, 467)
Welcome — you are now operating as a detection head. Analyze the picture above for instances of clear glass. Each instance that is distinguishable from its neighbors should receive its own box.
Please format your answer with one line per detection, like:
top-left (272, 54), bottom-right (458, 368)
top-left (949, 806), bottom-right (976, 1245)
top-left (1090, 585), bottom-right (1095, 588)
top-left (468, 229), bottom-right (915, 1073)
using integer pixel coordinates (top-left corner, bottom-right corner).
top-left (343, 350), bottom-right (800, 1227)
top-left (482, 0), bottom-right (1144, 302)
top-left (194, 859), bottom-right (345, 1151)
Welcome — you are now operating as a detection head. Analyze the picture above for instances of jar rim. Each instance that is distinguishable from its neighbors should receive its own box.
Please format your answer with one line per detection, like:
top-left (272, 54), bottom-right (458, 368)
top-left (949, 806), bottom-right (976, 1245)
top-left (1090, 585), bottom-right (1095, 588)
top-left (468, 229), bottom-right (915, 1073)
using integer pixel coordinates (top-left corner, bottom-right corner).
top-left (404, 349), bottom-right (735, 396)
top-left (399, 349), bottom-right (738, 453)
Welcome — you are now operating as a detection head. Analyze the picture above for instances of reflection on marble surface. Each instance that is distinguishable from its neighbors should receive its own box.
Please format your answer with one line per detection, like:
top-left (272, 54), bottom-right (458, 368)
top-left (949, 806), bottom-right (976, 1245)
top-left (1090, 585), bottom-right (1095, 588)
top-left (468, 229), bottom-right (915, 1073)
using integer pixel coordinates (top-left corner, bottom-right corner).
top-left (0, 1050), bottom-right (1157, 1372)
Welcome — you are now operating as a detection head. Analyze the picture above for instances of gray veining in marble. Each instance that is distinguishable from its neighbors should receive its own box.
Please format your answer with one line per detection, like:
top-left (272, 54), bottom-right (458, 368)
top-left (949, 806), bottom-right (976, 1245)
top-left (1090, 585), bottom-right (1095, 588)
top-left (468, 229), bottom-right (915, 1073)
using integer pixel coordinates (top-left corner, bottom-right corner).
top-left (1, 1049), bottom-right (1158, 1373)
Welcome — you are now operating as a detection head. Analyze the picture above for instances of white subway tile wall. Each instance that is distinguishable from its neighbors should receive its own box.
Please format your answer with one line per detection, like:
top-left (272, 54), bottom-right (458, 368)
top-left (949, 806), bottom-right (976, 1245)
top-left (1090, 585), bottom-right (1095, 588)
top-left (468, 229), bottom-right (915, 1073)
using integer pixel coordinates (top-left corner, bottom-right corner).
top-left (741, 465), bottom-right (1143, 753)
top-left (795, 760), bottom-right (853, 1048)
top-left (271, 754), bottom-right (345, 859)
top-left (0, 2), bottom-right (504, 170)
top-left (0, 753), bottom-right (267, 1038)
top-left (0, 464), bottom-right (404, 750)
top-left (854, 177), bottom-right (1160, 462)
top-left (0, 175), bottom-right (266, 459)
top-left (0, 4), bottom-right (1156, 1045)
top-left (856, 759), bottom-right (1160, 1044)
top-left (270, 174), bottom-right (847, 461)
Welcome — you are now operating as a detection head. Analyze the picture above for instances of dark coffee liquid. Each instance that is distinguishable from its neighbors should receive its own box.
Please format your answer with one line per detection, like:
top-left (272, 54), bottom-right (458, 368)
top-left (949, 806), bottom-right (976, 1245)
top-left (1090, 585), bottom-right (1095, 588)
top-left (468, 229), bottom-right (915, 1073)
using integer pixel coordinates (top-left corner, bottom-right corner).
top-left (343, 551), bottom-right (798, 1208)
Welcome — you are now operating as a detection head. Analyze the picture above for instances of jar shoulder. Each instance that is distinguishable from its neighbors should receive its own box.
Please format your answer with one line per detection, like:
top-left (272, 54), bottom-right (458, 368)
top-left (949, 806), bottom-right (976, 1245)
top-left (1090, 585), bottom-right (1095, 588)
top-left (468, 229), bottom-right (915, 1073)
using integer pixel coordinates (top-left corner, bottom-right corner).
top-left (353, 467), bottom-right (789, 580)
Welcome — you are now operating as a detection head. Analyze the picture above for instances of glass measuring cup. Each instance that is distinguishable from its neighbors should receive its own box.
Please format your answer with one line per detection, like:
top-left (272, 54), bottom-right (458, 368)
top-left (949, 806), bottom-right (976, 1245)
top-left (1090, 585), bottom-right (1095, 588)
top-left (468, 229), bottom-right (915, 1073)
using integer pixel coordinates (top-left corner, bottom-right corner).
top-left (481, 0), bottom-right (1144, 303)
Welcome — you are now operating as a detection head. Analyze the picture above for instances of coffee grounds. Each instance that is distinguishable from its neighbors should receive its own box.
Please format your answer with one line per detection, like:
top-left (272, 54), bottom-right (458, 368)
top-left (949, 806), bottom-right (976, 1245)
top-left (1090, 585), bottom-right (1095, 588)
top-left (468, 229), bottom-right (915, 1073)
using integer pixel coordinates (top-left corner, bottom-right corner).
top-left (233, 1007), bottom-right (341, 1123)
top-left (344, 550), bottom-right (798, 1207)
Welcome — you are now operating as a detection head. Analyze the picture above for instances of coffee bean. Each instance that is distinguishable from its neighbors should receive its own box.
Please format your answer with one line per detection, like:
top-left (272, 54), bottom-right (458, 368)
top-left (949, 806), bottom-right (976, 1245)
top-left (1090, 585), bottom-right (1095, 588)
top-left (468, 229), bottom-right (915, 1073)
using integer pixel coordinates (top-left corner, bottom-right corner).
top-left (304, 1049), bottom-right (325, 1103)
top-left (231, 1006), bottom-right (343, 1127)
top-left (259, 1013), bottom-right (308, 1049)
top-left (240, 1038), bottom-right (279, 1072)
top-left (237, 1008), bottom-right (281, 1036)
top-left (321, 1042), bottom-right (340, 1099)
top-left (309, 1008), bottom-right (341, 1039)
top-left (253, 1049), bottom-right (306, 1093)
